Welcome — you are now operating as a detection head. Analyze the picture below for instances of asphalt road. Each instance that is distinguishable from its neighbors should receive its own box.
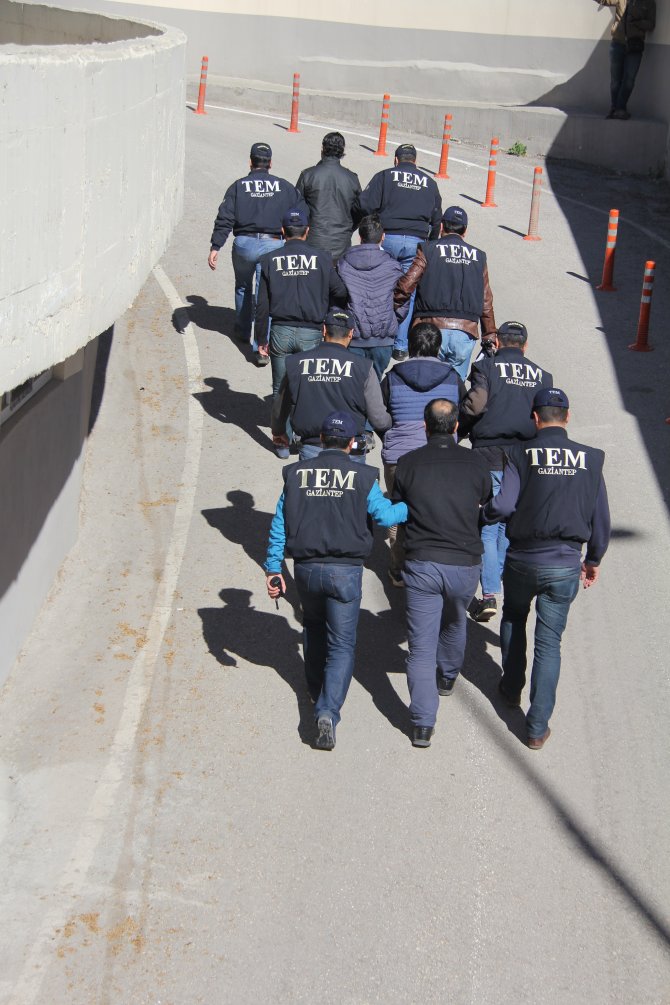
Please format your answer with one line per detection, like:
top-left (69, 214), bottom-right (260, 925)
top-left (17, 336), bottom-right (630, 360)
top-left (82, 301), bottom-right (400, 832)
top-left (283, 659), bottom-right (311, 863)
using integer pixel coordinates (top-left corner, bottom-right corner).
top-left (1, 103), bottom-right (669, 1004)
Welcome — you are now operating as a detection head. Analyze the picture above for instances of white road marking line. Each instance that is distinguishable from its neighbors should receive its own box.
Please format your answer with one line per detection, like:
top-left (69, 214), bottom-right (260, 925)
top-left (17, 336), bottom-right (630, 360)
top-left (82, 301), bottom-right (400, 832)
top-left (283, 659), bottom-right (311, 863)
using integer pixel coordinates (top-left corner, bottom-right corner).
top-left (197, 102), bottom-right (670, 251)
top-left (11, 266), bottom-right (204, 1004)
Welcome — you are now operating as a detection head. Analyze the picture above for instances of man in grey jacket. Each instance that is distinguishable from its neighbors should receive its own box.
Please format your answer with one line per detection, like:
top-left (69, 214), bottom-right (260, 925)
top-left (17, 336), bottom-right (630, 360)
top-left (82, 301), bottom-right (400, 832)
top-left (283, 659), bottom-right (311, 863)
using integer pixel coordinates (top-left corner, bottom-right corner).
top-left (338, 215), bottom-right (409, 380)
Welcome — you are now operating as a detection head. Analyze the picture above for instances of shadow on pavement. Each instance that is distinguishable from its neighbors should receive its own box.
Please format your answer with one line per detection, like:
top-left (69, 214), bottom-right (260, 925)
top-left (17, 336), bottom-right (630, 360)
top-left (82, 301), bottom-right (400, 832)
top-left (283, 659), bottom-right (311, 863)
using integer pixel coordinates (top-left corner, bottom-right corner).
top-left (172, 295), bottom-right (256, 363)
top-left (461, 620), bottom-right (528, 745)
top-left (194, 377), bottom-right (273, 454)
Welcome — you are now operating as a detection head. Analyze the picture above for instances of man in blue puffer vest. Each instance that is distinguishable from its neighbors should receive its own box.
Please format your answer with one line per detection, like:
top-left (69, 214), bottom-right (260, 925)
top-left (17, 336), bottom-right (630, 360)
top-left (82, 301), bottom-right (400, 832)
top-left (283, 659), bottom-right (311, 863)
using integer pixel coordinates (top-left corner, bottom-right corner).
top-left (380, 322), bottom-right (465, 586)
top-left (338, 215), bottom-right (409, 381)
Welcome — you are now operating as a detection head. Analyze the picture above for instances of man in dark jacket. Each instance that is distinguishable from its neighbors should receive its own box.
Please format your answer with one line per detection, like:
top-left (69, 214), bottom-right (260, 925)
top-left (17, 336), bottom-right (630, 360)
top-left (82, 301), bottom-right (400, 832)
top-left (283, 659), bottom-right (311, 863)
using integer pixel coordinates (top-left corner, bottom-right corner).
top-left (392, 399), bottom-right (491, 748)
top-left (381, 322), bottom-right (465, 587)
top-left (296, 132), bottom-right (362, 261)
top-left (459, 321), bottom-right (553, 623)
top-left (358, 143), bottom-right (443, 361)
top-left (338, 215), bottom-right (408, 380)
top-left (394, 205), bottom-right (496, 381)
top-left (482, 388), bottom-right (610, 750)
top-left (594, 0), bottom-right (656, 119)
top-left (265, 410), bottom-right (408, 750)
top-left (208, 142), bottom-right (306, 347)
top-left (271, 308), bottom-right (392, 462)
top-left (256, 209), bottom-right (348, 455)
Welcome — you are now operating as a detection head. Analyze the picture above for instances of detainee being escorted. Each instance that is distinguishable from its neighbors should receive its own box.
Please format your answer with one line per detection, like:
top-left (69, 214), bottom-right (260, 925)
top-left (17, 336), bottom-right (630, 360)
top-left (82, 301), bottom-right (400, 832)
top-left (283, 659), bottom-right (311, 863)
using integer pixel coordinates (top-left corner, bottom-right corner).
top-left (394, 206), bottom-right (496, 381)
top-left (357, 143), bottom-right (443, 361)
top-left (392, 399), bottom-right (491, 748)
top-left (265, 410), bottom-right (408, 750)
top-left (208, 142), bottom-right (306, 347)
top-left (271, 307), bottom-right (392, 462)
top-left (481, 388), bottom-right (610, 750)
top-left (296, 132), bottom-right (362, 261)
top-left (459, 321), bottom-right (553, 623)
top-left (337, 214), bottom-right (409, 380)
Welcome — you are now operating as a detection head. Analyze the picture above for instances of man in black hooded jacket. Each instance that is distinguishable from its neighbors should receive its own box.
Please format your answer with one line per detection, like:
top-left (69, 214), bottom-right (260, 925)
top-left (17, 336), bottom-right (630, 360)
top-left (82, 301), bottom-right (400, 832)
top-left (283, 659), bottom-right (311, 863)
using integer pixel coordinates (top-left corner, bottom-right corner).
top-left (296, 132), bottom-right (362, 261)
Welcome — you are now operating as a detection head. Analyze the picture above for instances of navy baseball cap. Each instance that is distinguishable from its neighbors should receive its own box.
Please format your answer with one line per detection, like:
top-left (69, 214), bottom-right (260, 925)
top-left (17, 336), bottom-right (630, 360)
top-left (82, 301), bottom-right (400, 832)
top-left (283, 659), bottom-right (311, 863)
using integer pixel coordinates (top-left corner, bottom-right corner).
top-left (497, 320), bottom-right (528, 342)
top-left (532, 387), bottom-right (570, 413)
top-left (442, 205), bottom-right (468, 229)
top-left (395, 143), bottom-right (417, 160)
top-left (282, 207), bottom-right (309, 229)
top-left (321, 410), bottom-right (357, 439)
top-left (324, 307), bottom-right (353, 330)
top-left (250, 142), bottom-right (272, 159)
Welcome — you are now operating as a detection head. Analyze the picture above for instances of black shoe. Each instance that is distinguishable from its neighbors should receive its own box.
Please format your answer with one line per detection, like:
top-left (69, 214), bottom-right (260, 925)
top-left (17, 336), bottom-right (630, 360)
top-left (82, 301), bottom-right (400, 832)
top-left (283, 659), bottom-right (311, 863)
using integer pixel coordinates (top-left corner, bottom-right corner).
top-left (437, 675), bottom-right (456, 696)
top-left (498, 679), bottom-right (522, 708)
top-left (315, 716), bottom-right (335, 750)
top-left (392, 349), bottom-right (408, 362)
top-left (412, 726), bottom-right (434, 748)
top-left (468, 596), bottom-right (497, 622)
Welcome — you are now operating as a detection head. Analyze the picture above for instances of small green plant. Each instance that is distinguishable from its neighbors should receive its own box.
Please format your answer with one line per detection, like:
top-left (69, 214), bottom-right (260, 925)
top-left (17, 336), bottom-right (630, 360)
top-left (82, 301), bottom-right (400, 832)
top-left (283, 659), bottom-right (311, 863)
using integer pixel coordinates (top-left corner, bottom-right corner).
top-left (508, 141), bottom-right (527, 157)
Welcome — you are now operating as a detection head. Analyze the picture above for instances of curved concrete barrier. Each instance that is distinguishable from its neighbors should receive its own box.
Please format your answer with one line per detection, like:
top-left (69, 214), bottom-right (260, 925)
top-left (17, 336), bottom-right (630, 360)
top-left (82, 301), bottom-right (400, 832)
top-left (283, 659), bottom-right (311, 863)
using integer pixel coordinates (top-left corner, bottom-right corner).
top-left (0, 0), bottom-right (186, 394)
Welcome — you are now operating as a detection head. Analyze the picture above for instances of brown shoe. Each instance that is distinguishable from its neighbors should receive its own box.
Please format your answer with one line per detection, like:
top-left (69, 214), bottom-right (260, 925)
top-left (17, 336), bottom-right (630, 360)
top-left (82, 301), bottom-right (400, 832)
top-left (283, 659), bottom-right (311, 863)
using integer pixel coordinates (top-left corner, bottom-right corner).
top-left (527, 728), bottom-right (551, 750)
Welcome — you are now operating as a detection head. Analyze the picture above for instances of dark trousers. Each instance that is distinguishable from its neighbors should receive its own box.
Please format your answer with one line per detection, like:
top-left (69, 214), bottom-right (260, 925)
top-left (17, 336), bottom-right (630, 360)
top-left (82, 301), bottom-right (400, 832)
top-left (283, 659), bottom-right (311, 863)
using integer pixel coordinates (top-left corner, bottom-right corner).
top-left (500, 559), bottom-right (581, 739)
top-left (349, 344), bottom-right (393, 381)
top-left (609, 41), bottom-right (643, 112)
top-left (403, 559), bottom-right (480, 727)
top-left (294, 563), bottom-right (363, 728)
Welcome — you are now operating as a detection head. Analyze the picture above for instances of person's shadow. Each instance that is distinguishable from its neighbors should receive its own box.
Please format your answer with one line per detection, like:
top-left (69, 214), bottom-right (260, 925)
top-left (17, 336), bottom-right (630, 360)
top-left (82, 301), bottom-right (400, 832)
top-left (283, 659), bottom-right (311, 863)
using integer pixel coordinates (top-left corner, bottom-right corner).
top-left (172, 295), bottom-right (255, 362)
top-left (354, 606), bottom-right (412, 737)
top-left (199, 588), bottom-right (314, 743)
top-left (202, 491), bottom-right (301, 618)
top-left (461, 619), bottom-right (528, 744)
top-left (194, 377), bottom-right (274, 454)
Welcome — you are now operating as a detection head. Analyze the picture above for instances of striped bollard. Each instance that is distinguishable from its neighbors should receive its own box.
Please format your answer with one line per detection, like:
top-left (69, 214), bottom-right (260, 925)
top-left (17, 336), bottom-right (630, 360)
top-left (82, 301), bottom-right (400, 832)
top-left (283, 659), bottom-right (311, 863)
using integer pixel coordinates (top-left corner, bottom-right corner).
top-left (288, 72), bottom-right (300, 133)
top-left (482, 137), bottom-right (499, 207)
top-left (435, 114), bottom-right (452, 179)
top-left (374, 94), bottom-right (391, 156)
top-left (628, 261), bottom-right (656, 352)
top-left (523, 167), bottom-right (543, 241)
top-left (596, 209), bottom-right (619, 291)
top-left (195, 56), bottom-right (208, 115)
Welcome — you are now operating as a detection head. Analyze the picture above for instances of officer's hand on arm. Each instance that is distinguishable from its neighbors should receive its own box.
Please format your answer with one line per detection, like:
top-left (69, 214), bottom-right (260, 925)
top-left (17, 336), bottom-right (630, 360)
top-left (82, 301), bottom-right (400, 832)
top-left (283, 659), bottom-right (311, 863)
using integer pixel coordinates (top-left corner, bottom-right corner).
top-left (266, 573), bottom-right (287, 599)
top-left (580, 563), bottom-right (599, 588)
top-left (208, 249), bottom-right (218, 270)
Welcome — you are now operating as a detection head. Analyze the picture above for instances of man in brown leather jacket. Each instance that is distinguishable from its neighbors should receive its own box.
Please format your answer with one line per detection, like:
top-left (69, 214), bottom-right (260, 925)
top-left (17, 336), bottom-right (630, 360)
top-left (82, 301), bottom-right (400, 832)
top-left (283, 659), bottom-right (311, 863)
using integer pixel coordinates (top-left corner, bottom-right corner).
top-left (595, 0), bottom-right (656, 119)
top-left (393, 206), bottom-right (496, 381)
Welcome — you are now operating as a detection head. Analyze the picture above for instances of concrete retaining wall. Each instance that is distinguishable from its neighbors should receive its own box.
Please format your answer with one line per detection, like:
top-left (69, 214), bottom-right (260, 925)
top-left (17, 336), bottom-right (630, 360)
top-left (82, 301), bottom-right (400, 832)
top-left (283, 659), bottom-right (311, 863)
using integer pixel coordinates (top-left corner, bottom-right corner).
top-left (0, 0), bottom-right (186, 395)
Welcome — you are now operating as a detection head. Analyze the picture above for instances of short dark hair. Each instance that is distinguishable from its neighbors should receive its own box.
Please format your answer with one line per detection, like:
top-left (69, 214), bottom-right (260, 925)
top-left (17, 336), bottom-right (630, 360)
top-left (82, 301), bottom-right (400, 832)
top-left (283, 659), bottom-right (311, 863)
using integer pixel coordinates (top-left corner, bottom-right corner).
top-left (409, 322), bottom-right (441, 358)
top-left (534, 405), bottom-right (568, 424)
top-left (358, 214), bottom-right (384, 244)
top-left (321, 433), bottom-right (351, 449)
top-left (283, 224), bottom-right (308, 239)
top-left (443, 222), bottom-right (466, 237)
top-left (251, 155), bottom-right (271, 170)
top-left (424, 399), bottom-right (458, 436)
top-left (498, 326), bottom-right (527, 348)
top-left (324, 323), bottom-right (352, 340)
top-left (322, 132), bottom-right (345, 159)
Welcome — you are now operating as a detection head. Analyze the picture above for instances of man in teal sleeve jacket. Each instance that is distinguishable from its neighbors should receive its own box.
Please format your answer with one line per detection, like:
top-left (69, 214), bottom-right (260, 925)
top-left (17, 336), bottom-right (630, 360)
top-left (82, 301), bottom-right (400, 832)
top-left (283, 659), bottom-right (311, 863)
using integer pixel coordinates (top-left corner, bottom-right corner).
top-left (265, 410), bottom-right (408, 749)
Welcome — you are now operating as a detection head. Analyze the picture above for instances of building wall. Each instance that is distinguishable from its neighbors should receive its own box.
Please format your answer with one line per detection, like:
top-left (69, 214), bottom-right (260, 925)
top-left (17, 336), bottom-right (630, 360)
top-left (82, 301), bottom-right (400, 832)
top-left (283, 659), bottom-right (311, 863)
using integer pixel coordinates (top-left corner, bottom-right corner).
top-left (0, 0), bottom-right (186, 395)
top-left (0, 2), bottom-right (186, 682)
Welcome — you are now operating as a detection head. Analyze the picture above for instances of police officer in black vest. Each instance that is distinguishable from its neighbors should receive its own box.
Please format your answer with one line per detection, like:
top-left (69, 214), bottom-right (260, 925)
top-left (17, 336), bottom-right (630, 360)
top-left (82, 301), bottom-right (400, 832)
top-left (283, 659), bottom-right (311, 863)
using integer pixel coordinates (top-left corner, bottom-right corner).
top-left (265, 410), bottom-right (408, 750)
top-left (208, 142), bottom-right (306, 350)
top-left (357, 143), bottom-right (443, 361)
top-left (394, 206), bottom-right (496, 380)
top-left (459, 321), bottom-right (553, 623)
top-left (271, 308), bottom-right (391, 462)
top-left (482, 387), bottom-right (610, 750)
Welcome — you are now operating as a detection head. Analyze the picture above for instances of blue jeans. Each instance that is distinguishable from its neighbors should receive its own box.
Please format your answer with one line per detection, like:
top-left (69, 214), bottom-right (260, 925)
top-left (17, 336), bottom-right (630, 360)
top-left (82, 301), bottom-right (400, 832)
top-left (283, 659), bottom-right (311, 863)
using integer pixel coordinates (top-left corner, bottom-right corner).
top-left (609, 41), bottom-right (643, 112)
top-left (269, 325), bottom-right (322, 398)
top-left (500, 559), bottom-right (581, 738)
top-left (480, 470), bottom-right (508, 595)
top-left (349, 344), bottom-right (393, 381)
top-left (438, 329), bottom-right (475, 382)
top-left (298, 442), bottom-right (366, 465)
top-left (294, 562), bottom-right (363, 727)
top-left (231, 235), bottom-right (283, 346)
top-left (403, 559), bottom-right (481, 727)
top-left (383, 233), bottom-right (421, 352)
